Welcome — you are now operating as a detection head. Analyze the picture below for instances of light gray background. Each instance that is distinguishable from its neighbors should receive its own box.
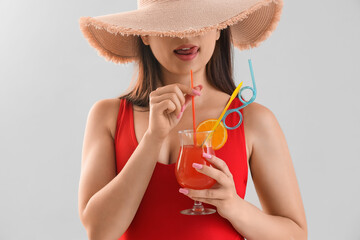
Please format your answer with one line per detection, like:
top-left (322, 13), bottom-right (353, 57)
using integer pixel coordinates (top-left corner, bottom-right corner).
top-left (0, 0), bottom-right (359, 239)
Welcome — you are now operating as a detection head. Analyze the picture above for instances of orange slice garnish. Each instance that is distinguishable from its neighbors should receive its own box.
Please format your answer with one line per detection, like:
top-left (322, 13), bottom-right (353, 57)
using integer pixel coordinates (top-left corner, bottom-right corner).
top-left (196, 119), bottom-right (228, 150)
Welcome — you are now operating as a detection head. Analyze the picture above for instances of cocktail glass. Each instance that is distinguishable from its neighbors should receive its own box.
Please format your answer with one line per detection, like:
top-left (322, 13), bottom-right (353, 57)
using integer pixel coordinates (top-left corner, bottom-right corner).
top-left (175, 130), bottom-right (216, 215)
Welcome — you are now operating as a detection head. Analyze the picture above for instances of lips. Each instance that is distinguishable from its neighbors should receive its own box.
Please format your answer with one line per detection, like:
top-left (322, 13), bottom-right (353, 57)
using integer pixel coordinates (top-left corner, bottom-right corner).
top-left (174, 45), bottom-right (199, 55)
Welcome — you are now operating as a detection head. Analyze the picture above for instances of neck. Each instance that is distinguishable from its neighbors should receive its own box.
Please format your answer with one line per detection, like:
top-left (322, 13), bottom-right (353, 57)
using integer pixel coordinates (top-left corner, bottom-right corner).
top-left (160, 66), bottom-right (214, 94)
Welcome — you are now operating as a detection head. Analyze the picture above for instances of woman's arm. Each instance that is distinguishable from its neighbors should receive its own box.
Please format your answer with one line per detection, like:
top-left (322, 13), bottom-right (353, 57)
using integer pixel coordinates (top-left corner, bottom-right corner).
top-left (231, 102), bottom-right (307, 239)
top-left (78, 84), bottom-right (201, 240)
top-left (182, 102), bottom-right (307, 239)
top-left (78, 99), bottom-right (164, 240)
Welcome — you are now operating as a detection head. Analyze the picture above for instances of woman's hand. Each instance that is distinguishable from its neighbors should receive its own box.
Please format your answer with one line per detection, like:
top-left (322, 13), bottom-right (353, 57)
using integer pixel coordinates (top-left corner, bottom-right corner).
top-left (179, 153), bottom-right (241, 219)
top-left (147, 83), bottom-right (202, 141)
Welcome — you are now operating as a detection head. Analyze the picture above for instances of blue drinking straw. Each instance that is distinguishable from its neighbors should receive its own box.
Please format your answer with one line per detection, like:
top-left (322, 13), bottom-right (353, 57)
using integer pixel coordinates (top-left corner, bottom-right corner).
top-left (222, 59), bottom-right (257, 130)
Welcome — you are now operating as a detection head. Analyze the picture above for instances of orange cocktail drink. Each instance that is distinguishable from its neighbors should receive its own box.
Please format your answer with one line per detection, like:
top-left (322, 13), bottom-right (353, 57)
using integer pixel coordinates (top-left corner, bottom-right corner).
top-left (175, 145), bottom-right (215, 189)
top-left (175, 130), bottom-right (217, 215)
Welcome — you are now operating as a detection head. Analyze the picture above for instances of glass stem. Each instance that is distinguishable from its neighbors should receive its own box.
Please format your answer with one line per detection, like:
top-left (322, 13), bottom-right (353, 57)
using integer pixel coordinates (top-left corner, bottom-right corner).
top-left (192, 200), bottom-right (204, 213)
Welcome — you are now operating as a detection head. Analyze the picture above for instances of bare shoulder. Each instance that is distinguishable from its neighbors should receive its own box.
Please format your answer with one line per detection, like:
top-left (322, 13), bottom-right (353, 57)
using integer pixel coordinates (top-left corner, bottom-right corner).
top-left (242, 102), bottom-right (282, 158)
top-left (88, 98), bottom-right (121, 118)
top-left (243, 102), bottom-right (279, 131)
top-left (87, 98), bottom-right (121, 139)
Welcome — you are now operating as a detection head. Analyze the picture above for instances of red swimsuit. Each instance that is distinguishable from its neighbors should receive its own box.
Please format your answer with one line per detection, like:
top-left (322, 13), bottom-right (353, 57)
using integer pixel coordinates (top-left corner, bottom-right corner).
top-left (115, 97), bottom-right (248, 240)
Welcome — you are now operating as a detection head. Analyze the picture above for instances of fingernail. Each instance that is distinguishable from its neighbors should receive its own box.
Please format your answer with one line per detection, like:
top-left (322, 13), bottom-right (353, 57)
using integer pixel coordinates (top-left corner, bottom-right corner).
top-left (202, 152), bottom-right (212, 159)
top-left (192, 89), bottom-right (201, 96)
top-left (177, 112), bottom-right (182, 119)
top-left (196, 84), bottom-right (203, 90)
top-left (192, 163), bottom-right (203, 169)
top-left (179, 188), bottom-right (189, 195)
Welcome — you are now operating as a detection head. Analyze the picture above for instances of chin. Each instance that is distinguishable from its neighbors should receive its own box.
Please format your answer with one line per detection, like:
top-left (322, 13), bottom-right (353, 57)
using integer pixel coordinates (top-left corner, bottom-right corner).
top-left (162, 65), bottom-right (194, 75)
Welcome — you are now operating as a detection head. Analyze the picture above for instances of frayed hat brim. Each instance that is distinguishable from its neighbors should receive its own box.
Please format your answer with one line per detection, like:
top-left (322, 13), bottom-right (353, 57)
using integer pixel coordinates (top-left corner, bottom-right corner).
top-left (80, 0), bottom-right (283, 64)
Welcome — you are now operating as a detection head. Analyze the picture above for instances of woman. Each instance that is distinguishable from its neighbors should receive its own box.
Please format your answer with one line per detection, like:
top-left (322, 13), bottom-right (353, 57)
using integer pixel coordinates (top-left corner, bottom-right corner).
top-left (78, 0), bottom-right (307, 239)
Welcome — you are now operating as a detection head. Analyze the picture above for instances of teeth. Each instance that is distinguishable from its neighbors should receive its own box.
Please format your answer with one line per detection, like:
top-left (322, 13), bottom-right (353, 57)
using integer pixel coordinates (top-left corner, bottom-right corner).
top-left (181, 48), bottom-right (191, 50)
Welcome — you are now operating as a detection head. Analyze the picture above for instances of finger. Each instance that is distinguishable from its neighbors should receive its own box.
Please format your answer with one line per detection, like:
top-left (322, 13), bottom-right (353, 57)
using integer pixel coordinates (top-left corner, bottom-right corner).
top-left (184, 94), bottom-right (193, 109)
top-left (173, 85), bottom-right (186, 107)
top-left (183, 84), bottom-right (202, 106)
top-left (191, 197), bottom-right (219, 206)
top-left (187, 188), bottom-right (224, 200)
top-left (151, 93), bottom-right (182, 116)
top-left (176, 83), bottom-right (202, 97)
top-left (202, 153), bottom-right (233, 178)
top-left (179, 188), bottom-right (221, 205)
top-left (154, 99), bottom-right (176, 115)
top-left (194, 84), bottom-right (203, 91)
top-left (192, 163), bottom-right (228, 186)
top-left (154, 85), bottom-right (186, 106)
top-left (154, 84), bottom-right (201, 98)
top-left (152, 84), bottom-right (202, 111)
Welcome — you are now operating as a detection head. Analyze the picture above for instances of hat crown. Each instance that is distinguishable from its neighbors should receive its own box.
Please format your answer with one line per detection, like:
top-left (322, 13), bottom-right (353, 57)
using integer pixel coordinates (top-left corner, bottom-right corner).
top-left (137, 0), bottom-right (171, 8)
top-left (80, 0), bottom-right (283, 64)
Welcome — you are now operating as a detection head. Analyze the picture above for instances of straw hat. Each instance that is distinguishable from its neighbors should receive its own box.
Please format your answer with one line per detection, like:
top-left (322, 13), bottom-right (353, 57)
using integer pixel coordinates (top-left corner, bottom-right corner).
top-left (79, 0), bottom-right (283, 64)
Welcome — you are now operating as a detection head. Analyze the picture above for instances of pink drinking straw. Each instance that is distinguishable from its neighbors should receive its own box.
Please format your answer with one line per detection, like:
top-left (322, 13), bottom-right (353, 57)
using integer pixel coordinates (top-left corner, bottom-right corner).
top-left (190, 70), bottom-right (196, 145)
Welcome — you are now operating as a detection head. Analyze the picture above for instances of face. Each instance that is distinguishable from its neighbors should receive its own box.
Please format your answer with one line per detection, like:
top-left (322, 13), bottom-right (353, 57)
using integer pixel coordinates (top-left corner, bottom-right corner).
top-left (141, 30), bottom-right (220, 75)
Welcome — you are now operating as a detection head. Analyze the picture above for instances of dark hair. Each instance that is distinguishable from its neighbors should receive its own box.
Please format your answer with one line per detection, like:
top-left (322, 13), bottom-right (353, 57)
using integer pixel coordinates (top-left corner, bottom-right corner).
top-left (120, 28), bottom-right (236, 108)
